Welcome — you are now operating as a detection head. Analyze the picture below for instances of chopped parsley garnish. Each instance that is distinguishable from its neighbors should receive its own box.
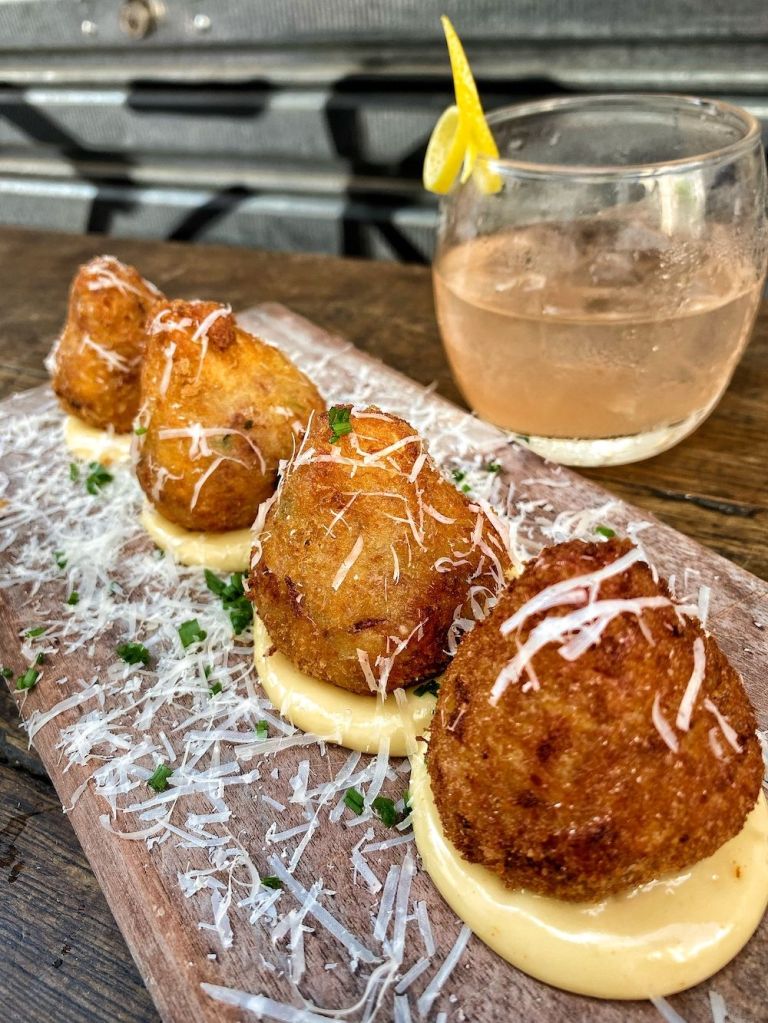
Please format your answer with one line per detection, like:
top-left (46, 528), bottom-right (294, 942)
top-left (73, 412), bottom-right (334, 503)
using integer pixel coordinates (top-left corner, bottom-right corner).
top-left (66, 591), bottom-right (79, 606)
top-left (261, 876), bottom-right (283, 890)
top-left (328, 405), bottom-right (352, 445)
top-left (35, 653), bottom-right (46, 666)
top-left (1, 667), bottom-right (13, 679)
top-left (85, 462), bottom-right (113, 495)
top-left (208, 680), bottom-right (222, 697)
top-left (26, 627), bottom-right (46, 638)
top-left (16, 667), bottom-right (40, 691)
top-left (255, 720), bottom-right (269, 740)
top-left (69, 462), bottom-right (80, 482)
top-left (204, 570), bottom-right (252, 634)
top-left (414, 679), bottom-right (440, 698)
top-left (595, 525), bottom-right (616, 539)
top-left (461, 483), bottom-right (471, 493)
top-left (117, 642), bottom-right (151, 666)
top-left (372, 796), bottom-right (398, 828)
top-left (134, 425), bottom-right (148, 436)
top-left (203, 665), bottom-right (213, 679)
top-left (344, 787), bottom-right (365, 815)
top-left (178, 618), bottom-right (206, 649)
top-left (451, 468), bottom-right (466, 483)
top-left (54, 550), bottom-right (67, 570)
top-left (343, 789), bottom-right (399, 826)
top-left (147, 764), bottom-right (173, 792)
top-left (516, 434), bottom-right (531, 444)
top-left (485, 461), bottom-right (501, 474)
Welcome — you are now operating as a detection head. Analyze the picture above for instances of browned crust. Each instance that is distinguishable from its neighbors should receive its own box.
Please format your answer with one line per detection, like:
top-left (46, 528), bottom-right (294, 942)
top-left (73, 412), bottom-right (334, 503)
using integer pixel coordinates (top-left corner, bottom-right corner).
top-left (249, 405), bottom-right (511, 694)
top-left (135, 299), bottom-right (325, 532)
top-left (51, 255), bottom-right (164, 434)
top-left (427, 538), bottom-right (764, 901)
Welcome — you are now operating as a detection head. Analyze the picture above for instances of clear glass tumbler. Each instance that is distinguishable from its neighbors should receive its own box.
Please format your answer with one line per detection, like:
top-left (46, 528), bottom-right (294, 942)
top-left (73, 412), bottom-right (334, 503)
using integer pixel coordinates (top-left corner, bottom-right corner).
top-left (433, 95), bottom-right (768, 466)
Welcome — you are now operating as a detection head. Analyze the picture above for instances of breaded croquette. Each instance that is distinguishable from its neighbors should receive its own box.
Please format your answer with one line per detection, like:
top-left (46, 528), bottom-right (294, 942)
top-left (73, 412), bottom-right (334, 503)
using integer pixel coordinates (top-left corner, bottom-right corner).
top-left (249, 404), bottom-right (512, 695)
top-left (49, 255), bottom-right (164, 433)
top-left (135, 299), bottom-right (324, 532)
top-left (427, 538), bottom-right (763, 902)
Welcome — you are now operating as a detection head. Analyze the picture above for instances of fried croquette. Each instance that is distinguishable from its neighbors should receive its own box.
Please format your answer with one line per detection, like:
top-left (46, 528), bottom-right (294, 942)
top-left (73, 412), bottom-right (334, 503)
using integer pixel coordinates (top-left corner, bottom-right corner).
top-left (135, 300), bottom-right (324, 533)
top-left (49, 255), bottom-right (164, 433)
top-left (427, 537), bottom-right (763, 902)
top-left (249, 405), bottom-right (512, 696)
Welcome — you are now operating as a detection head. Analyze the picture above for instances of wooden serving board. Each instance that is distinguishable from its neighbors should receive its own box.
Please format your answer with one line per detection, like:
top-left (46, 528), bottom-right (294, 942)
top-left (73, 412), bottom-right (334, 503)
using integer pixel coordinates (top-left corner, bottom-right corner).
top-left (1, 303), bottom-right (766, 1023)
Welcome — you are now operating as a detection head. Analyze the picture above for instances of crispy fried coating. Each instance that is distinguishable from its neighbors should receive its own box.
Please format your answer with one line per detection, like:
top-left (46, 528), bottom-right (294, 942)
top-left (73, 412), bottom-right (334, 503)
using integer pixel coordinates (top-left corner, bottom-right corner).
top-left (427, 538), bottom-right (763, 902)
top-left (49, 255), bottom-right (164, 433)
top-left (249, 405), bottom-right (512, 695)
top-left (135, 300), bottom-right (324, 532)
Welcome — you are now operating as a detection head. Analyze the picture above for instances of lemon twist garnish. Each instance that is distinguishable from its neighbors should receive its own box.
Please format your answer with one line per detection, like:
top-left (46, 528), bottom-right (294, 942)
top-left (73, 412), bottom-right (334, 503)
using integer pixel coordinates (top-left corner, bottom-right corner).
top-left (423, 16), bottom-right (501, 196)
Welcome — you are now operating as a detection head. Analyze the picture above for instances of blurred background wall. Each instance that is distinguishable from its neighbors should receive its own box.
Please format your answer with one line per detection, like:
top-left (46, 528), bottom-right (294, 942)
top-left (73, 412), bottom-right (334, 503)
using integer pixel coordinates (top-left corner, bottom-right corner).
top-left (0, 0), bottom-right (766, 263)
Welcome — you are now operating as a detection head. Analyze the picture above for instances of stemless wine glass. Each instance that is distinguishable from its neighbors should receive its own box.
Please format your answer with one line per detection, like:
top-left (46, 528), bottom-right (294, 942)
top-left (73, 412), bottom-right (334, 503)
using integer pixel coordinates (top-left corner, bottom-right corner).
top-left (433, 95), bottom-right (768, 466)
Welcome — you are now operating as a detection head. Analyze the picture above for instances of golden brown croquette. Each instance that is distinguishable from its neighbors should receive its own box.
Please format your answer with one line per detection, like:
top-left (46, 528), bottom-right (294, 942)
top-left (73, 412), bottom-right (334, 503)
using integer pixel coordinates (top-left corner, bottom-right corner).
top-left (50, 255), bottom-right (163, 433)
top-left (249, 405), bottom-right (512, 695)
top-left (427, 538), bottom-right (763, 902)
top-left (135, 299), bottom-right (324, 532)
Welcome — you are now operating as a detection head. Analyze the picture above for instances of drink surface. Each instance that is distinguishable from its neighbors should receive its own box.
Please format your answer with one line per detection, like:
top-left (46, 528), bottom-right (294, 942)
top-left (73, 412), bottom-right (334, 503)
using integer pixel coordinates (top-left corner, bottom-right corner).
top-left (434, 221), bottom-right (762, 440)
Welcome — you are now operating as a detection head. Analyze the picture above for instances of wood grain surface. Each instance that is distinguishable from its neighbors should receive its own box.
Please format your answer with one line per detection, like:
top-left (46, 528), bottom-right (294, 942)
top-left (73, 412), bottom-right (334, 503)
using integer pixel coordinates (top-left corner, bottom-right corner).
top-left (1, 302), bottom-right (767, 1023)
top-left (0, 226), bottom-right (767, 1023)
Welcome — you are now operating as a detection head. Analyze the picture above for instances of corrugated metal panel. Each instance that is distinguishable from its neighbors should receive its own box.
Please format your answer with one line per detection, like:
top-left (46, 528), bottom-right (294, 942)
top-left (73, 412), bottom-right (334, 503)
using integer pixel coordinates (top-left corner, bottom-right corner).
top-left (2, 85), bottom-right (767, 165)
top-left (0, 175), bottom-right (436, 261)
top-left (0, 1), bottom-right (766, 262)
top-left (1, 0), bottom-right (767, 49)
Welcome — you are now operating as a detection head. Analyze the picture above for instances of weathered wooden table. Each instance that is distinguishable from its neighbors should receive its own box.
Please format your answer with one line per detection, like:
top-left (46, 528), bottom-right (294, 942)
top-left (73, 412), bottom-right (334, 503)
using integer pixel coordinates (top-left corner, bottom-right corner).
top-left (0, 226), bottom-right (766, 1023)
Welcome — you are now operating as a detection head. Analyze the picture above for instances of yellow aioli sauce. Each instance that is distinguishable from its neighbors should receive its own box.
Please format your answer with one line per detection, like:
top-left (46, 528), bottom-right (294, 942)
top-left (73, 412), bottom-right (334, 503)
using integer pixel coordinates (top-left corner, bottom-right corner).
top-left (253, 613), bottom-right (436, 757)
top-left (140, 503), bottom-right (251, 572)
top-left (410, 749), bottom-right (768, 1000)
top-left (63, 414), bottom-right (132, 465)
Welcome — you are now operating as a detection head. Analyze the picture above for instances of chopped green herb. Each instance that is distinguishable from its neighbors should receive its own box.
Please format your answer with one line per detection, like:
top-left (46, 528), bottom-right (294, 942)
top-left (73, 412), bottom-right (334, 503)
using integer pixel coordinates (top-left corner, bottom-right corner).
top-left (255, 719), bottom-right (269, 740)
top-left (328, 405), bottom-right (352, 444)
top-left (35, 653), bottom-right (46, 666)
top-left (203, 665), bottom-right (213, 679)
top-left (414, 679), bottom-right (440, 698)
top-left (208, 681), bottom-right (222, 696)
top-left (116, 642), bottom-right (151, 666)
top-left (595, 525), bottom-right (616, 539)
top-left (204, 570), bottom-right (252, 635)
top-left (16, 667), bottom-right (40, 691)
top-left (451, 468), bottom-right (466, 483)
top-left (26, 626), bottom-right (45, 638)
top-left (344, 787), bottom-right (365, 815)
top-left (485, 461), bottom-right (501, 474)
top-left (1, 667), bottom-right (13, 679)
top-left (461, 483), bottom-right (471, 493)
top-left (178, 619), bottom-right (206, 649)
top-left (69, 462), bottom-right (80, 482)
top-left (147, 763), bottom-right (173, 792)
top-left (261, 876), bottom-right (283, 890)
top-left (54, 550), bottom-right (67, 570)
top-left (66, 591), bottom-right (79, 606)
top-left (134, 424), bottom-right (148, 436)
top-left (85, 462), bottom-right (113, 495)
top-left (516, 434), bottom-right (531, 444)
top-left (372, 796), bottom-right (398, 828)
